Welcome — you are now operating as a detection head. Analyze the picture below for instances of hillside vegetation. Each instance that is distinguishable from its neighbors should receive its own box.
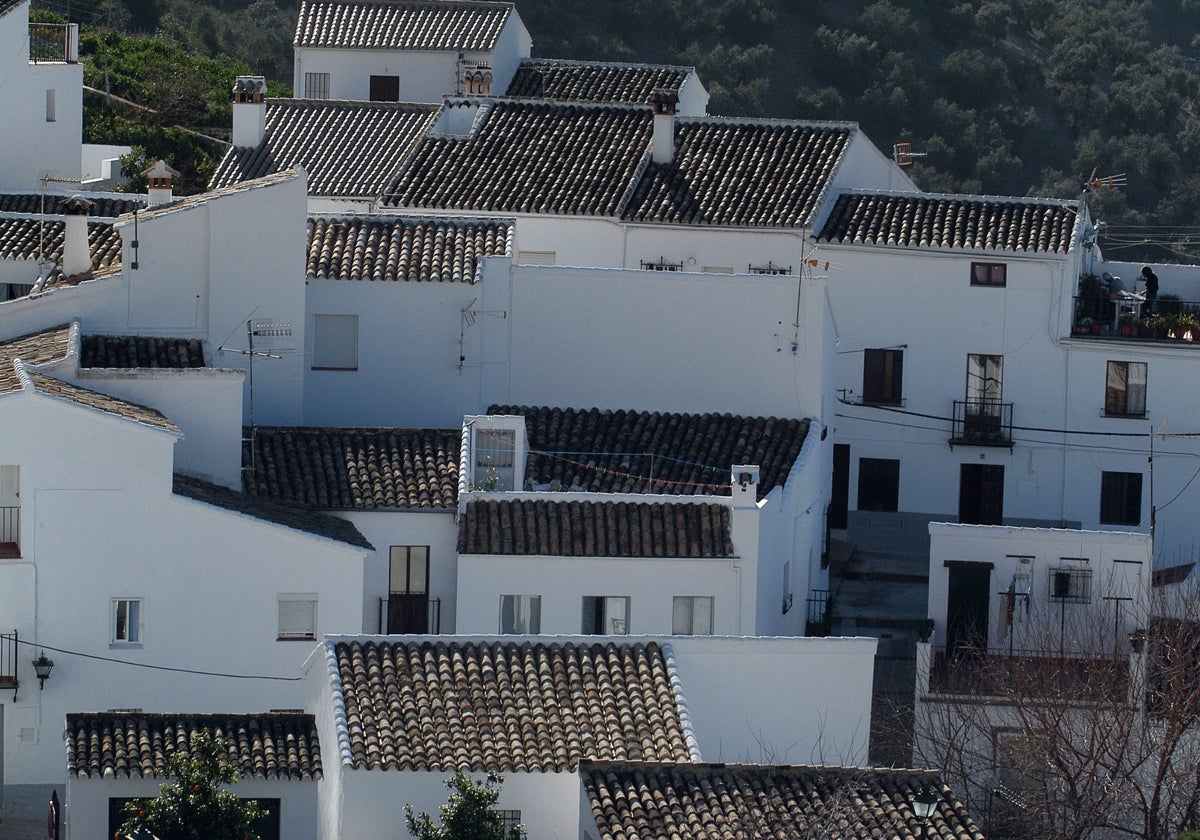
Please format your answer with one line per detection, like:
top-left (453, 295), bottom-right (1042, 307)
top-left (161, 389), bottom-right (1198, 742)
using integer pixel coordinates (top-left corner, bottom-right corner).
top-left (41, 0), bottom-right (1200, 261)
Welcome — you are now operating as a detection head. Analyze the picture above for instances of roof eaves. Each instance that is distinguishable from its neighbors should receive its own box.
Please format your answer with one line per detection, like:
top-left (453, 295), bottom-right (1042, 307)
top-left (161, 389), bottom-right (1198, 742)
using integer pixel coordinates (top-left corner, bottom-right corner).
top-left (118, 169), bottom-right (299, 226)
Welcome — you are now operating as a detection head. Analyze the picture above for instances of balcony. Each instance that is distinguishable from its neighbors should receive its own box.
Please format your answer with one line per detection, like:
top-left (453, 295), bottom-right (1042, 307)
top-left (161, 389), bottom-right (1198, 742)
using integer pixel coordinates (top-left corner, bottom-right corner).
top-left (926, 645), bottom-right (1129, 702)
top-left (950, 400), bottom-right (1013, 448)
top-left (29, 23), bottom-right (79, 63)
top-left (378, 596), bottom-right (442, 634)
top-left (0, 630), bottom-right (16, 694)
top-left (1071, 295), bottom-right (1200, 343)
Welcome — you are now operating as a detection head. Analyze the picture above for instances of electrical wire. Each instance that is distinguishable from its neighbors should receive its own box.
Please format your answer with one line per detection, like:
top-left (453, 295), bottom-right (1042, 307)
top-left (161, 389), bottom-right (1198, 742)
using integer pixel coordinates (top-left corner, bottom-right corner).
top-left (14, 637), bottom-right (303, 681)
top-left (836, 398), bottom-right (1157, 438)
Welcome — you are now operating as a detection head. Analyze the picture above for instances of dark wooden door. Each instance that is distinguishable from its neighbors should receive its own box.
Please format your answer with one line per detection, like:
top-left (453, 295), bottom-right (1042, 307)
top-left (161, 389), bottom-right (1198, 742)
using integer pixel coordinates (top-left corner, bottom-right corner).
top-left (388, 593), bottom-right (429, 634)
top-left (946, 562), bottom-right (992, 655)
top-left (959, 463), bottom-right (1004, 525)
top-left (830, 444), bottom-right (850, 529)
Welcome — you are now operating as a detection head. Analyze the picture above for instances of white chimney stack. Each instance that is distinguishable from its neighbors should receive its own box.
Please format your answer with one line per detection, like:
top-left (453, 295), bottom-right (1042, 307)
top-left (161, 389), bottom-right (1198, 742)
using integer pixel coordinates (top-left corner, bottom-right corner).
top-left (59, 195), bottom-right (93, 280)
top-left (651, 89), bottom-right (679, 165)
top-left (731, 464), bottom-right (760, 507)
top-left (142, 159), bottom-right (180, 206)
top-left (232, 76), bottom-right (267, 148)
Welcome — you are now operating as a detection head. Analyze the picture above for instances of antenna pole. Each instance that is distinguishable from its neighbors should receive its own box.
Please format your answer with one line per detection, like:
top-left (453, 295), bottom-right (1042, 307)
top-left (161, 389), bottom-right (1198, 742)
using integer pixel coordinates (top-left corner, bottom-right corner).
top-left (247, 319), bottom-right (256, 475)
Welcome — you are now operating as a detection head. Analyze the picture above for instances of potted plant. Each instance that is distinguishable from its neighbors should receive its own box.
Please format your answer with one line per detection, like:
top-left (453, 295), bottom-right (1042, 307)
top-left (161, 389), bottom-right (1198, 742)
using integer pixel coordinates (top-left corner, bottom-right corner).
top-left (1173, 312), bottom-right (1199, 341)
top-left (1146, 313), bottom-right (1171, 339)
top-left (1074, 317), bottom-right (1094, 336)
top-left (1118, 313), bottom-right (1137, 337)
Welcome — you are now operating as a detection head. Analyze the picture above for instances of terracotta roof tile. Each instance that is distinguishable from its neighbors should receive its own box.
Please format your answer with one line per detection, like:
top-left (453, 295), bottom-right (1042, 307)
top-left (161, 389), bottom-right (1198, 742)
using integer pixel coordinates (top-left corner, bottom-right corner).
top-left (306, 216), bottom-right (512, 281)
top-left (81, 335), bottom-right (207, 368)
top-left (818, 192), bottom-right (1079, 253)
top-left (243, 427), bottom-right (460, 509)
top-left (581, 761), bottom-right (986, 840)
top-left (0, 324), bottom-right (73, 392)
top-left (29, 371), bottom-right (180, 433)
top-left (623, 119), bottom-right (853, 227)
top-left (333, 639), bottom-right (693, 771)
top-left (457, 499), bottom-right (734, 557)
top-left (174, 473), bottom-right (372, 548)
top-left (384, 100), bottom-right (652, 216)
top-left (209, 101), bottom-right (438, 197)
top-left (506, 59), bottom-right (691, 105)
top-left (66, 712), bottom-right (322, 781)
top-left (0, 0), bottom-right (23, 19)
top-left (295, 0), bottom-right (512, 50)
top-left (0, 194), bottom-right (144, 217)
top-left (0, 217), bottom-right (123, 287)
top-left (490, 405), bottom-right (809, 499)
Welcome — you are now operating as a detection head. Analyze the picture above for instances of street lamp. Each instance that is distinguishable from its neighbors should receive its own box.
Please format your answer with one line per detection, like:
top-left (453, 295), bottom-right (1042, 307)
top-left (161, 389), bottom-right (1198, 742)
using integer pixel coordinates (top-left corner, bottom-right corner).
top-left (32, 652), bottom-right (53, 689)
top-left (913, 784), bottom-right (939, 828)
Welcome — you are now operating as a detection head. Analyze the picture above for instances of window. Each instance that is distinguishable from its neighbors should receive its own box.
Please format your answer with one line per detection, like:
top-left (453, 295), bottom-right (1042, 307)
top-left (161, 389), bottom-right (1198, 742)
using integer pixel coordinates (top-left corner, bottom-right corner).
top-left (45, 89), bottom-right (55, 122)
top-left (303, 72), bottom-right (330, 99)
top-left (499, 595), bottom-right (540, 634)
top-left (1100, 471), bottom-right (1143, 526)
top-left (472, 427), bottom-right (516, 491)
top-left (966, 354), bottom-right (1003, 409)
top-left (672, 596), bottom-right (714, 635)
top-left (493, 811), bottom-right (522, 831)
top-left (387, 546), bottom-right (430, 634)
top-left (971, 261), bottom-right (1006, 287)
top-left (369, 74), bottom-right (400, 102)
top-left (112, 598), bottom-right (142, 644)
top-left (582, 596), bottom-right (630, 634)
top-left (1105, 361), bottom-right (1147, 417)
top-left (278, 594), bottom-right (317, 640)
top-left (857, 457), bottom-right (899, 512)
top-left (862, 348), bottom-right (903, 405)
top-left (1048, 566), bottom-right (1092, 604)
top-left (312, 314), bottom-right (358, 370)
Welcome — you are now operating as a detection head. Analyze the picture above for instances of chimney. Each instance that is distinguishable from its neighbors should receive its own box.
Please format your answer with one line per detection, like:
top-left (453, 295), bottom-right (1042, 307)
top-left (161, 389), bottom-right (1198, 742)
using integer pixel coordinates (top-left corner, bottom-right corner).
top-left (731, 464), bottom-right (760, 507)
top-left (651, 88), bottom-right (679, 165)
top-left (141, 159), bottom-right (180, 206)
top-left (59, 195), bottom-right (93, 280)
top-left (232, 76), bottom-right (267, 148)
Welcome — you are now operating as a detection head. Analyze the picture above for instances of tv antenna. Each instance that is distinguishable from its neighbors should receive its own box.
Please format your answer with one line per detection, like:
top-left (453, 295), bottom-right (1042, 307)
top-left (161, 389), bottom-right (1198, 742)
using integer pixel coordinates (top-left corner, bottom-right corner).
top-left (1083, 168), bottom-right (1127, 191)
top-left (892, 142), bottom-right (927, 168)
top-left (219, 318), bottom-right (292, 475)
top-left (458, 298), bottom-right (505, 371)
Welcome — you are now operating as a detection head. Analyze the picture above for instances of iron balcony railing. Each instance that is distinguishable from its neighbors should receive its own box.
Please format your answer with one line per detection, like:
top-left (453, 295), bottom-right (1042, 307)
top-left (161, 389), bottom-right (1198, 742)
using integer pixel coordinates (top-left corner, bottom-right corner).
top-left (951, 400), bottom-right (1013, 447)
top-left (927, 644), bottom-right (1129, 700)
top-left (29, 23), bottom-right (79, 63)
top-left (806, 589), bottom-right (831, 636)
top-left (0, 630), bottom-right (17, 694)
top-left (1071, 294), bottom-right (1200, 342)
top-left (378, 597), bottom-right (441, 634)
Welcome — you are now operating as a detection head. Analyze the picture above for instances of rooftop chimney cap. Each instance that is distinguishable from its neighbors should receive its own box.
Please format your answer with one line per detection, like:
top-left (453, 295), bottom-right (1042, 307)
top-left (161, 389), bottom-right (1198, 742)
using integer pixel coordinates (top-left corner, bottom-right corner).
top-left (233, 76), bottom-right (267, 96)
top-left (141, 160), bottom-right (180, 180)
top-left (59, 195), bottom-right (93, 215)
top-left (651, 88), bottom-right (679, 115)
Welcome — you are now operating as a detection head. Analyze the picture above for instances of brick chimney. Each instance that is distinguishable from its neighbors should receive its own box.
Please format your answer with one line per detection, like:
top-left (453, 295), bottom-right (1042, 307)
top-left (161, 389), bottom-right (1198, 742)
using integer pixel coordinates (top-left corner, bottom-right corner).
top-left (59, 195), bottom-right (93, 280)
top-left (651, 89), bottom-right (679, 165)
top-left (232, 76), bottom-right (267, 148)
top-left (142, 159), bottom-right (180, 206)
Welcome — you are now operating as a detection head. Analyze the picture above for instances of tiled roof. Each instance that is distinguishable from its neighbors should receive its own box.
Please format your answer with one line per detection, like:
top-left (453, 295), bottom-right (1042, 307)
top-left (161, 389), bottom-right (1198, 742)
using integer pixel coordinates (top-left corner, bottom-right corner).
top-left (295, 0), bottom-right (512, 50)
top-left (307, 216), bottom-right (512, 281)
top-left (384, 100), bottom-right (652, 216)
top-left (0, 194), bottom-right (144, 216)
top-left (490, 405), bottom-right (809, 499)
top-left (29, 370), bottom-right (180, 433)
top-left (243, 427), bottom-right (460, 510)
top-left (818, 192), bottom-right (1079, 254)
top-left (622, 119), bottom-right (852, 226)
top-left (0, 217), bottom-right (123, 286)
top-left (506, 59), bottom-right (691, 105)
top-left (457, 499), bottom-right (734, 557)
top-left (209, 102), bottom-right (437, 197)
top-left (0, 0), bottom-right (23, 19)
top-left (0, 324), bottom-right (72, 392)
top-left (582, 762), bottom-right (986, 840)
top-left (332, 639), bottom-right (694, 771)
top-left (81, 335), bottom-right (207, 368)
top-left (174, 473), bottom-right (373, 548)
top-left (67, 712), bottom-right (322, 781)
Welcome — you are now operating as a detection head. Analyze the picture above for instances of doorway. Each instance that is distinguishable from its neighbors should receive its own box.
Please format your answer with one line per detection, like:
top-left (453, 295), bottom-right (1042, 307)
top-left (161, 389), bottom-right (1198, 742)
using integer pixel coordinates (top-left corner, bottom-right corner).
top-left (945, 561), bottom-right (993, 656)
top-left (959, 463), bottom-right (1004, 525)
top-left (830, 444), bottom-right (849, 529)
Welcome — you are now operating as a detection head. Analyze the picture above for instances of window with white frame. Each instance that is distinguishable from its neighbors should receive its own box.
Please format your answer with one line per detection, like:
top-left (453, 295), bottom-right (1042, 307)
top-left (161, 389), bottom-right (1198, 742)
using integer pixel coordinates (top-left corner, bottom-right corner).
top-left (278, 594), bottom-right (317, 640)
top-left (1105, 361), bottom-right (1147, 418)
top-left (672, 596), bottom-right (713, 635)
top-left (581, 596), bottom-right (630, 634)
top-left (112, 598), bottom-right (142, 644)
top-left (499, 595), bottom-right (540, 634)
top-left (311, 314), bottom-right (358, 370)
top-left (303, 72), bottom-right (330, 99)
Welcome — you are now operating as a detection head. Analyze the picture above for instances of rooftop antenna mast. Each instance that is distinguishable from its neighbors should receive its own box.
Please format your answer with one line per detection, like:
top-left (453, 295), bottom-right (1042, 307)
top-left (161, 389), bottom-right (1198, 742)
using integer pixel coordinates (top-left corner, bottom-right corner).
top-left (219, 318), bottom-right (292, 476)
top-left (892, 142), bottom-right (927, 168)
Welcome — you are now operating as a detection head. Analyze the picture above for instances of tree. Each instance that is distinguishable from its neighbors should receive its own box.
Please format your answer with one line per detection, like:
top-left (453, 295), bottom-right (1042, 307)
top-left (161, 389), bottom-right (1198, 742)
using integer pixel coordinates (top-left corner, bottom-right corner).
top-left (915, 578), bottom-right (1200, 840)
top-left (119, 730), bottom-right (263, 840)
top-left (405, 771), bottom-right (526, 840)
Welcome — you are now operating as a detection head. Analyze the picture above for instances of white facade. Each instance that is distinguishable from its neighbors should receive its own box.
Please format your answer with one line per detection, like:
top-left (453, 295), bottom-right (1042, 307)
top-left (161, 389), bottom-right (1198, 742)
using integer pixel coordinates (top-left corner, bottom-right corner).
top-left (0, 1), bottom-right (82, 190)
top-left (0, 384), bottom-right (372, 814)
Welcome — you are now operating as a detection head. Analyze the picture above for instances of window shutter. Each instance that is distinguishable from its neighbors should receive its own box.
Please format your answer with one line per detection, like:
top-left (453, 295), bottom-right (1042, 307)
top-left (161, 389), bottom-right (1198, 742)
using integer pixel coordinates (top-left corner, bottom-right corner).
top-left (279, 599), bottom-right (316, 639)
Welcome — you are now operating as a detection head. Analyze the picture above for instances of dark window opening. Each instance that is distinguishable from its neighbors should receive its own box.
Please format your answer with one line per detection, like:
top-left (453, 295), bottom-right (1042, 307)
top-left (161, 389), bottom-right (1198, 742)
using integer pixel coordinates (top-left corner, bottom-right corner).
top-left (857, 458), bottom-right (899, 512)
top-left (863, 348), bottom-right (903, 405)
top-left (971, 262), bottom-right (1007, 287)
top-left (1100, 471), bottom-right (1142, 525)
top-left (369, 75), bottom-right (400, 102)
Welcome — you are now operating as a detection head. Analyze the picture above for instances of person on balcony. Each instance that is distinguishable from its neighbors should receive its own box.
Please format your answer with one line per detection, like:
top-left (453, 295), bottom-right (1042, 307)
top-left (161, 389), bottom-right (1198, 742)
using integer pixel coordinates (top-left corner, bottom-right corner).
top-left (1141, 265), bottom-right (1159, 314)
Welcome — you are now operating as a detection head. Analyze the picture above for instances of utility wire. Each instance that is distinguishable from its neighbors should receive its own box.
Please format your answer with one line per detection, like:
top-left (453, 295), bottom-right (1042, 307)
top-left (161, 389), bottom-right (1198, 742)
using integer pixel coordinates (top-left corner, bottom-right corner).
top-left (14, 637), bottom-right (303, 681)
top-left (836, 398), bottom-right (1159, 438)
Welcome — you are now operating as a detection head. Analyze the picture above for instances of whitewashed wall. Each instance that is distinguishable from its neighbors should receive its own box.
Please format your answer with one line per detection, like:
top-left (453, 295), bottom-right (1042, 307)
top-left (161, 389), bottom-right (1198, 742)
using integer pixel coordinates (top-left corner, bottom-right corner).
top-left (65, 776), bottom-right (317, 840)
top-left (0, 390), bottom-right (367, 801)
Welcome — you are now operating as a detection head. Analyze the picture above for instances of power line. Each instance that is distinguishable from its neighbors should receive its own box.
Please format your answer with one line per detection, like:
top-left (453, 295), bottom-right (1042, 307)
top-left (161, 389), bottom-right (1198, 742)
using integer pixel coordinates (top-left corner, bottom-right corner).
top-left (15, 636), bottom-right (303, 681)
top-left (836, 398), bottom-right (1158, 438)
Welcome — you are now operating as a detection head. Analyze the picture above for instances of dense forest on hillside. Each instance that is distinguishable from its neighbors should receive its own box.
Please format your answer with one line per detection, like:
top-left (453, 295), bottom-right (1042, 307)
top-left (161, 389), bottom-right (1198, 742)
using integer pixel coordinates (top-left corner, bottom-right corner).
top-left (37, 0), bottom-right (1200, 262)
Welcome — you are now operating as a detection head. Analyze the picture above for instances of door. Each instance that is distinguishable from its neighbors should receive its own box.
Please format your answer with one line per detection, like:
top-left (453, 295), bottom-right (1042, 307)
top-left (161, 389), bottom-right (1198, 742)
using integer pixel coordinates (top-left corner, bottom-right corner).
top-left (388, 547), bottom-right (429, 634)
top-left (959, 463), bottom-right (1004, 525)
top-left (945, 562), bottom-right (992, 656)
top-left (830, 444), bottom-right (849, 529)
